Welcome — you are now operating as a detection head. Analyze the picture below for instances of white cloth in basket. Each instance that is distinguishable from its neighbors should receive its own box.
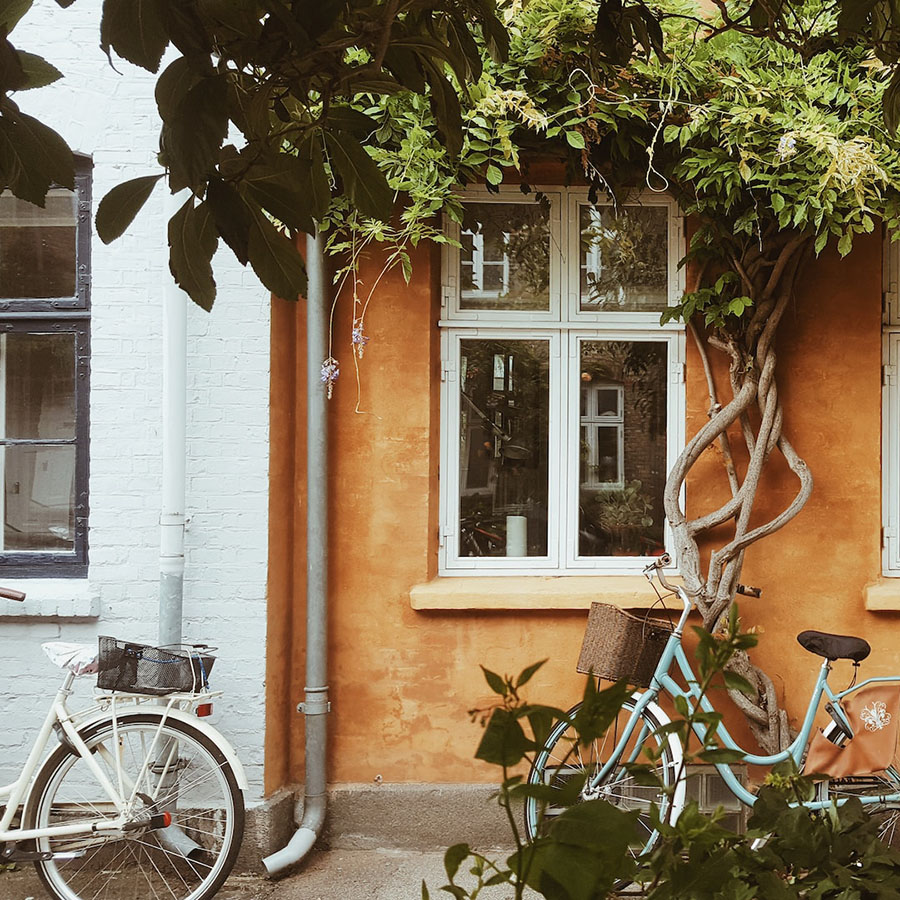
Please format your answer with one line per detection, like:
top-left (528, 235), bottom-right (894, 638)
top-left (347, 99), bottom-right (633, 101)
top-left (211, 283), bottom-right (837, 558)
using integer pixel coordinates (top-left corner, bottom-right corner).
top-left (42, 642), bottom-right (99, 676)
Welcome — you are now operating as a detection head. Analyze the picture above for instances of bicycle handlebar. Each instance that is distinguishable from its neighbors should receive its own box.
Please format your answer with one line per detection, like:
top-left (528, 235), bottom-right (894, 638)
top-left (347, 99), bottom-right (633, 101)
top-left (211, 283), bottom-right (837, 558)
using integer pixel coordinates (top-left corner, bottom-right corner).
top-left (0, 587), bottom-right (26, 602)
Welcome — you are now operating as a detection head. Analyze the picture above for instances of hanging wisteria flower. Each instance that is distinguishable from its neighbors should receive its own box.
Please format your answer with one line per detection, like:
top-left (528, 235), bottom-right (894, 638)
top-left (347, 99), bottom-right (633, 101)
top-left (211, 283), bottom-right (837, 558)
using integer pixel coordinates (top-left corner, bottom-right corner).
top-left (321, 357), bottom-right (340, 399)
top-left (777, 133), bottom-right (797, 161)
top-left (352, 322), bottom-right (370, 359)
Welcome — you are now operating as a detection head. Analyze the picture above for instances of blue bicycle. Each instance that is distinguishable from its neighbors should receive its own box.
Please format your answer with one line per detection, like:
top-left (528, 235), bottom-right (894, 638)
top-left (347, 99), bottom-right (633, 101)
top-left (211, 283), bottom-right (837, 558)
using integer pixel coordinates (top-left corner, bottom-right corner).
top-left (524, 555), bottom-right (900, 879)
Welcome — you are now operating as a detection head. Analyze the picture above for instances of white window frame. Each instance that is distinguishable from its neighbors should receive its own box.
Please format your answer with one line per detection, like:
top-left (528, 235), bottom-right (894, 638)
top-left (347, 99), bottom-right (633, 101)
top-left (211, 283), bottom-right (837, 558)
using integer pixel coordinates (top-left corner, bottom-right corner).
top-left (439, 186), bottom-right (686, 576)
top-left (883, 233), bottom-right (900, 573)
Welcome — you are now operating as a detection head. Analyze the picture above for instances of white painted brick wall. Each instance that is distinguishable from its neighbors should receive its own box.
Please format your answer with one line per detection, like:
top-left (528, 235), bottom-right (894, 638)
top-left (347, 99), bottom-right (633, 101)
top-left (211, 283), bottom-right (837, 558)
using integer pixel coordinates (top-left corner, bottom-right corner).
top-left (1, 1), bottom-right (270, 800)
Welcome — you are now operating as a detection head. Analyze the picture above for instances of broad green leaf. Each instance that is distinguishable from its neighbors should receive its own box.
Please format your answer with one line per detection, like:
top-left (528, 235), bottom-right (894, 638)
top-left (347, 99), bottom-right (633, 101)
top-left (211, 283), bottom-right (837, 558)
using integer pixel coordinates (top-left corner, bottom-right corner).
top-left (15, 51), bottom-right (62, 90)
top-left (96, 174), bottom-right (163, 243)
top-left (0, 0), bottom-right (32, 32)
top-left (155, 57), bottom-right (200, 121)
top-left (723, 671), bottom-right (756, 696)
top-left (444, 843), bottom-right (470, 881)
top-left (206, 176), bottom-right (251, 265)
top-left (247, 206), bottom-right (307, 301)
top-left (163, 74), bottom-right (228, 191)
top-left (475, 708), bottom-right (529, 766)
top-left (698, 747), bottom-right (746, 764)
top-left (485, 164), bottom-right (503, 185)
top-left (566, 130), bottom-right (586, 149)
top-left (0, 34), bottom-right (26, 91)
top-left (296, 134), bottom-right (331, 222)
top-left (480, 666), bottom-right (506, 695)
top-left (0, 111), bottom-right (74, 204)
top-left (240, 150), bottom-right (315, 235)
top-left (100, 0), bottom-right (168, 73)
top-left (516, 659), bottom-right (547, 688)
top-left (837, 231), bottom-right (852, 257)
top-left (325, 130), bottom-right (393, 221)
top-left (168, 197), bottom-right (217, 311)
top-left (814, 230), bottom-right (829, 255)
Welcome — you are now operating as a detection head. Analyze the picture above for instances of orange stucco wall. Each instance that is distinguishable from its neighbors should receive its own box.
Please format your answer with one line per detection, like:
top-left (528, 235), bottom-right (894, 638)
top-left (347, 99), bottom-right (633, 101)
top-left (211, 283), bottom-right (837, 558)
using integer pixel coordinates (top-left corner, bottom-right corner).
top-left (265, 218), bottom-right (891, 792)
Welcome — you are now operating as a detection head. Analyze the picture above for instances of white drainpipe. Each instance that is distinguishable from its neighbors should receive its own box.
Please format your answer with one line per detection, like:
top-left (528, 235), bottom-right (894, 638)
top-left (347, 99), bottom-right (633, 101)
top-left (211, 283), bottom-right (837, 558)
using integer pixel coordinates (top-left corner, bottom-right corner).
top-left (157, 190), bottom-right (205, 863)
top-left (159, 190), bottom-right (188, 648)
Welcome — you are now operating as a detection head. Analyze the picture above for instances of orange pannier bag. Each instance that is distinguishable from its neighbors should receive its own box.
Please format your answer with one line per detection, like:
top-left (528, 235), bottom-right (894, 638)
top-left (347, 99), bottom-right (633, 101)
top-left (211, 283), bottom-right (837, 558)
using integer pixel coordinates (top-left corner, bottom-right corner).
top-left (805, 685), bottom-right (900, 779)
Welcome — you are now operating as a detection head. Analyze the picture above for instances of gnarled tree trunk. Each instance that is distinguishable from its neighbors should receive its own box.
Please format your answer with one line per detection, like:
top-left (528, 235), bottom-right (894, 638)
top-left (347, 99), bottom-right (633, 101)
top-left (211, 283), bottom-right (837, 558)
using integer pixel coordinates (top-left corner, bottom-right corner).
top-left (664, 229), bottom-right (814, 754)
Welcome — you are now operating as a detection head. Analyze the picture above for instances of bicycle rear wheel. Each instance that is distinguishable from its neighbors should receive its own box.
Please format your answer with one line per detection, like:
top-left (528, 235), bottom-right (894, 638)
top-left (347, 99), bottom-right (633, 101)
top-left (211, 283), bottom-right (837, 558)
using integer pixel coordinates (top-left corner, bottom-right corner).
top-left (25, 713), bottom-right (244, 900)
top-left (524, 696), bottom-right (683, 886)
top-left (815, 723), bottom-right (900, 847)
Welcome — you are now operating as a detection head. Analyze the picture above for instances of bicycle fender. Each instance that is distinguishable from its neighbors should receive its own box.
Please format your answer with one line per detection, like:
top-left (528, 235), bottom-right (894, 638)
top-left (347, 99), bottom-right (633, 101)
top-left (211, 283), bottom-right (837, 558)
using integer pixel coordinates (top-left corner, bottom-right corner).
top-left (57, 705), bottom-right (250, 791)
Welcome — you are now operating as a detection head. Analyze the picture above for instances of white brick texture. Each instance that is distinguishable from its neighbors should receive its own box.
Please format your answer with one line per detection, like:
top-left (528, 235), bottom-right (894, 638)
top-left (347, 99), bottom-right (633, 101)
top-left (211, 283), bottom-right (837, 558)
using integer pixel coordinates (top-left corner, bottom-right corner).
top-left (1, 1), bottom-right (270, 799)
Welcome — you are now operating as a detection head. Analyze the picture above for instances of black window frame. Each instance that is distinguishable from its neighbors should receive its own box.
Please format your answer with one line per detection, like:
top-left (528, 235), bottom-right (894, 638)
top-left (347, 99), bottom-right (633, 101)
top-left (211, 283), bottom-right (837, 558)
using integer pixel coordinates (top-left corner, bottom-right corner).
top-left (0, 156), bottom-right (91, 577)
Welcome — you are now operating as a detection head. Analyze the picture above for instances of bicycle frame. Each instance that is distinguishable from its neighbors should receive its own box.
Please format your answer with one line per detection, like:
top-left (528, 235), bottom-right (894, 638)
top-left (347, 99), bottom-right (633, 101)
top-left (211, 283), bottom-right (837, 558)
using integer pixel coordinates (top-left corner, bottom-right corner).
top-left (0, 670), bottom-right (227, 845)
top-left (588, 586), bottom-right (900, 812)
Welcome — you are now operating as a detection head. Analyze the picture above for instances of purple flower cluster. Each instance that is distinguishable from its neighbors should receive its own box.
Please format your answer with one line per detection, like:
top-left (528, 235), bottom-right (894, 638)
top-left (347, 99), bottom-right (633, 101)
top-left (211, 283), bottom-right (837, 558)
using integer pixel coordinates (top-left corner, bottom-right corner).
top-left (321, 357), bottom-right (340, 399)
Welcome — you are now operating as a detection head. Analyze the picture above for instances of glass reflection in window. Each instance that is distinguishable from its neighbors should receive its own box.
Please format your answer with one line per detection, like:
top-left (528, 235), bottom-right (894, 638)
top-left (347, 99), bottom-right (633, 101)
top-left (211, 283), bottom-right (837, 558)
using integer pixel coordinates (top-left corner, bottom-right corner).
top-left (459, 339), bottom-right (549, 557)
top-left (460, 202), bottom-right (550, 311)
top-left (578, 341), bottom-right (667, 558)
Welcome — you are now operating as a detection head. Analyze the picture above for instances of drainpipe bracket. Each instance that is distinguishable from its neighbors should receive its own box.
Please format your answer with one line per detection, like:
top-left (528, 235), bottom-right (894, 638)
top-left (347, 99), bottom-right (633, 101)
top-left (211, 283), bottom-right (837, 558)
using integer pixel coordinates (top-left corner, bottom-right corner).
top-left (297, 700), bottom-right (331, 715)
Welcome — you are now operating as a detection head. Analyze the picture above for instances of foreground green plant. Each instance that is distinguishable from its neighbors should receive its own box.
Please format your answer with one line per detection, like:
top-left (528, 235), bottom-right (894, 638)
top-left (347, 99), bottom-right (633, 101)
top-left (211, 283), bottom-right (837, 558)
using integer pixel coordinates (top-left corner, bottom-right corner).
top-left (430, 613), bottom-right (900, 899)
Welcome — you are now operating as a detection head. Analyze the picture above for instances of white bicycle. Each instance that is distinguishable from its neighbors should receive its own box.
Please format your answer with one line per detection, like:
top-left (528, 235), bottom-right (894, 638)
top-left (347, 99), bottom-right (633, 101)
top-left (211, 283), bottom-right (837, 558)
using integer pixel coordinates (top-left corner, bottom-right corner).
top-left (0, 586), bottom-right (246, 900)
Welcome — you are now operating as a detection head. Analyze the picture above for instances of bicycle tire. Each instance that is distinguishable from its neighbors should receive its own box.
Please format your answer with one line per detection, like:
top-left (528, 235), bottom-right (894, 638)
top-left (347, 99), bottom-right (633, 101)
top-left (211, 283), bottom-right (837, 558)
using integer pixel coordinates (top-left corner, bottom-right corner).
top-left (24, 713), bottom-right (244, 900)
top-left (524, 697), bottom-right (684, 888)
top-left (815, 722), bottom-right (900, 847)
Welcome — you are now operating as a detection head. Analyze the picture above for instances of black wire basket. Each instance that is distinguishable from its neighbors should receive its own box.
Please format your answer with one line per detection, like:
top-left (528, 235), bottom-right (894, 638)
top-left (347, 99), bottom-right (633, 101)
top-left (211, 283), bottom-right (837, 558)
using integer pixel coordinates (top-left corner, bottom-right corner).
top-left (97, 636), bottom-right (216, 695)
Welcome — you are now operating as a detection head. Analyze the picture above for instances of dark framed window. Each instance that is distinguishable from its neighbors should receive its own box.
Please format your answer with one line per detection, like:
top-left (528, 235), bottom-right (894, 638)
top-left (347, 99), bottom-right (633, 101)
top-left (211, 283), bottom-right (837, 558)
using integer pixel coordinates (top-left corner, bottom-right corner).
top-left (0, 157), bottom-right (91, 576)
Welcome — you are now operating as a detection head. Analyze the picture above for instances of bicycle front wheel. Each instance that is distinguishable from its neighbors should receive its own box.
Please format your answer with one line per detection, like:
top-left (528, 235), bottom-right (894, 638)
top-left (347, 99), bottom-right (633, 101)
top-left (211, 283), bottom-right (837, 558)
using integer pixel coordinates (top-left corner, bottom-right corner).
top-left (25, 713), bottom-right (244, 900)
top-left (524, 696), bottom-right (683, 882)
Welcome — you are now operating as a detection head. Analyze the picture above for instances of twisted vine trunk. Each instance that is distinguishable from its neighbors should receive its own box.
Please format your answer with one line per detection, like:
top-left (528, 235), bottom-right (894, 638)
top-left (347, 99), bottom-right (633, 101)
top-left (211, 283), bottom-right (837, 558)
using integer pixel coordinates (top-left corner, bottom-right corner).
top-left (664, 229), bottom-right (814, 754)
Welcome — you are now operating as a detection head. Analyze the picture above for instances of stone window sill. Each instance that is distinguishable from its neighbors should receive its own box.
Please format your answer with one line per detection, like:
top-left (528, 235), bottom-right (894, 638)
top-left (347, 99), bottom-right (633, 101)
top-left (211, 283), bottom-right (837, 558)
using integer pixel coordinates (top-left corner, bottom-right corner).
top-left (410, 575), bottom-right (680, 611)
top-left (864, 577), bottom-right (900, 611)
top-left (0, 579), bottom-right (98, 618)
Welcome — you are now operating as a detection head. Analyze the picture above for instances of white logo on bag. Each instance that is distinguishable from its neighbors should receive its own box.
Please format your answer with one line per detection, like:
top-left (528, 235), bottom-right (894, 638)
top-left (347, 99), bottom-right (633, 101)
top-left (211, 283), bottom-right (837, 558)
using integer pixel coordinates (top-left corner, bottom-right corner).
top-left (861, 701), bottom-right (892, 732)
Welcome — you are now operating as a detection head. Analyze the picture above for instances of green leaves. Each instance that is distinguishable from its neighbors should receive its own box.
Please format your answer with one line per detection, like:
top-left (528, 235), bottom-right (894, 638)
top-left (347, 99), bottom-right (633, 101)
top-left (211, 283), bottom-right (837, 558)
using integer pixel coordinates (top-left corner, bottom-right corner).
top-left (325, 131), bottom-right (393, 221)
top-left (100, 0), bottom-right (168, 72)
top-left (168, 196), bottom-right (217, 311)
top-left (96, 174), bottom-right (163, 243)
top-left (0, 110), bottom-right (73, 204)
top-left (246, 207), bottom-right (307, 301)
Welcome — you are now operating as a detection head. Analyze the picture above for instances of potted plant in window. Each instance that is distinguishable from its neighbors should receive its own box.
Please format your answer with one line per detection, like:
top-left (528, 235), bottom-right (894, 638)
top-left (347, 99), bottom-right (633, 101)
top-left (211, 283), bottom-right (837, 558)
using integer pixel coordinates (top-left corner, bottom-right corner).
top-left (588, 480), bottom-right (654, 555)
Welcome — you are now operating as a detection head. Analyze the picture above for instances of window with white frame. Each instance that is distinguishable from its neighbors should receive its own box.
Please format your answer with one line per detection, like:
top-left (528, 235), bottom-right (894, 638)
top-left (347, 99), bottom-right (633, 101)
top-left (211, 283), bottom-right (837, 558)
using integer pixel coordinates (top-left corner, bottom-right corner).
top-left (439, 188), bottom-right (685, 574)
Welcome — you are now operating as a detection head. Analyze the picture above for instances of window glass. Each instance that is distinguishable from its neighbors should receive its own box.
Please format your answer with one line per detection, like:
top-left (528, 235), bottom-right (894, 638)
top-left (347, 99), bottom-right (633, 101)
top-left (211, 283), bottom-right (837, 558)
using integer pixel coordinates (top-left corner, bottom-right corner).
top-left (579, 206), bottom-right (668, 312)
top-left (5, 333), bottom-right (76, 439)
top-left (0, 190), bottom-right (77, 299)
top-left (459, 339), bottom-right (549, 557)
top-left (460, 202), bottom-right (551, 311)
top-left (3, 444), bottom-right (76, 550)
top-left (578, 340), bottom-right (668, 558)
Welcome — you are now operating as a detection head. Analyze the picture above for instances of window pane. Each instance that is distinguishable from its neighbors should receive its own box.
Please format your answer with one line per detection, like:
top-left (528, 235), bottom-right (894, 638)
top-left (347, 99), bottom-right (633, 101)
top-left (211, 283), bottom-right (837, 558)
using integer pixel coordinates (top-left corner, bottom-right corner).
top-left (579, 206), bottom-right (668, 312)
top-left (0, 189), bottom-right (77, 299)
top-left (459, 339), bottom-right (549, 557)
top-left (578, 341), bottom-right (667, 557)
top-left (4, 333), bottom-right (76, 439)
top-left (3, 444), bottom-right (76, 550)
top-left (460, 202), bottom-right (550, 311)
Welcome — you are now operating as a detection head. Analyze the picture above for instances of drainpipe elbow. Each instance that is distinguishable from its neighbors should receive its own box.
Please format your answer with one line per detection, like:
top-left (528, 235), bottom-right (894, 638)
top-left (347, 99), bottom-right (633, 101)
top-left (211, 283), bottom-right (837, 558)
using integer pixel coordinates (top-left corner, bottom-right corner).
top-left (261, 794), bottom-right (326, 878)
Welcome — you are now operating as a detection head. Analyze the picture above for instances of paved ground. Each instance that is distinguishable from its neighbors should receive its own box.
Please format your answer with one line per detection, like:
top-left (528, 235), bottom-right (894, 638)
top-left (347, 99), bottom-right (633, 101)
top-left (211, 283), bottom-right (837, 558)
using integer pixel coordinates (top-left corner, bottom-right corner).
top-left (0, 849), bottom-right (537, 899)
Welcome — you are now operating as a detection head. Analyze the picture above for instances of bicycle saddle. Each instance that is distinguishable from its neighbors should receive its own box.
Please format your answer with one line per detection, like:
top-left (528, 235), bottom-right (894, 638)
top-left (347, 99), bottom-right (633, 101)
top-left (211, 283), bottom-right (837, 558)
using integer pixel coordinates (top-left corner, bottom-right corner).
top-left (797, 630), bottom-right (871, 662)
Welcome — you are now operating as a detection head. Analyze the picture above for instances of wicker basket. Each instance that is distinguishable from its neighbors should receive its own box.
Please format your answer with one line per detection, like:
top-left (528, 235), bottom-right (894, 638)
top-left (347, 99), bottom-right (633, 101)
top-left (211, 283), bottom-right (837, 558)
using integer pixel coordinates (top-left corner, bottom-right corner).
top-left (577, 603), bottom-right (672, 688)
top-left (97, 637), bottom-right (216, 695)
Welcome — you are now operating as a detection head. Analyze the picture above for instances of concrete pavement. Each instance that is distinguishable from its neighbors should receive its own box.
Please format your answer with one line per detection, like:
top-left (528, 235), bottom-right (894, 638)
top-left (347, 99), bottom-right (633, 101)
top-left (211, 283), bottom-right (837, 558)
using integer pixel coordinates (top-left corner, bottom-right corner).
top-left (0, 849), bottom-right (536, 899)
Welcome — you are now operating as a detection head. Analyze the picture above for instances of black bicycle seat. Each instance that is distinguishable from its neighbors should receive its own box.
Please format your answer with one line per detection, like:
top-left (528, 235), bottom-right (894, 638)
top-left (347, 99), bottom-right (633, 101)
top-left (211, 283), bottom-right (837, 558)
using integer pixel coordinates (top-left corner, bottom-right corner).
top-left (797, 630), bottom-right (871, 662)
